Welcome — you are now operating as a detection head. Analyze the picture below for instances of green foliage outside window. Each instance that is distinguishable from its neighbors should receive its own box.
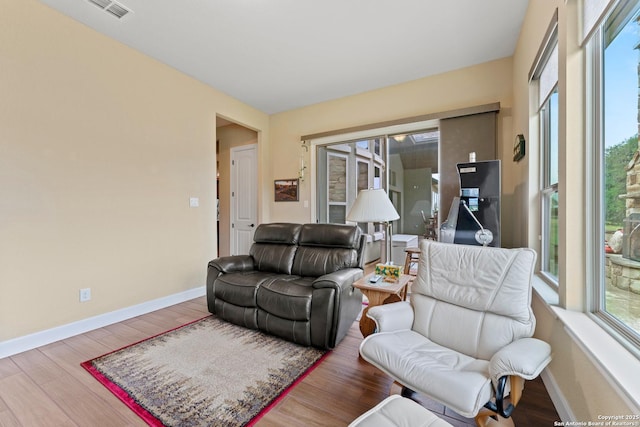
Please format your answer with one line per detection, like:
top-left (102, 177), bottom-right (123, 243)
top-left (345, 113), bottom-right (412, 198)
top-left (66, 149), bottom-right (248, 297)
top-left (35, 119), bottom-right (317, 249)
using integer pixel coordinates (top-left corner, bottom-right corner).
top-left (605, 135), bottom-right (639, 226)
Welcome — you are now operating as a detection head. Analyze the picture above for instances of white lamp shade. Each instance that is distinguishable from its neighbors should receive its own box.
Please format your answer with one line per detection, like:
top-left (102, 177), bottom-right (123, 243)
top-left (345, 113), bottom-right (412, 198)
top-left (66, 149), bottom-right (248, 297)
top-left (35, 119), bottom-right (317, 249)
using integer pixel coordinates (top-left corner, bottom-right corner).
top-left (346, 188), bottom-right (400, 223)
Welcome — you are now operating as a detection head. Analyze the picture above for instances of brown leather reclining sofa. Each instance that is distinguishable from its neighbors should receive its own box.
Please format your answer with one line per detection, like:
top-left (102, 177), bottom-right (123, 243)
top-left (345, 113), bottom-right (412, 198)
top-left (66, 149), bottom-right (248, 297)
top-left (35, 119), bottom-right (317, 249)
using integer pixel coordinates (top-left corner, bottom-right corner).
top-left (206, 222), bottom-right (366, 349)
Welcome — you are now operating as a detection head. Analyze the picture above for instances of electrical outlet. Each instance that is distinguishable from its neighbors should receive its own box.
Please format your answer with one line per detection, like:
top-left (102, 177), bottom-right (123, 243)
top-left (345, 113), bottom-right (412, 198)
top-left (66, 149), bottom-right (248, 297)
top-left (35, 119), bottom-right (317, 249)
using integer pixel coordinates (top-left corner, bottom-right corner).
top-left (79, 288), bottom-right (91, 302)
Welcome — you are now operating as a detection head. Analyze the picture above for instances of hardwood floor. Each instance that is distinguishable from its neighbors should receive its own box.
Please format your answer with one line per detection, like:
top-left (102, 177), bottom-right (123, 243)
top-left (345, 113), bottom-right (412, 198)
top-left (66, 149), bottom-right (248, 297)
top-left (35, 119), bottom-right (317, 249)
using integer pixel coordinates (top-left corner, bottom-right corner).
top-left (0, 297), bottom-right (559, 426)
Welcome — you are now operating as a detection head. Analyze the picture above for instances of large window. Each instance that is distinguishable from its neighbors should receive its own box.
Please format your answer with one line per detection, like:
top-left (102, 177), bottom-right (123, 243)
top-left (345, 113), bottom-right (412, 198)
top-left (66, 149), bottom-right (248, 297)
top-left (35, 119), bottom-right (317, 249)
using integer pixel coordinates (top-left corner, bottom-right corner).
top-left (541, 89), bottom-right (559, 280)
top-left (531, 13), bottom-right (559, 284)
top-left (588, 0), bottom-right (640, 347)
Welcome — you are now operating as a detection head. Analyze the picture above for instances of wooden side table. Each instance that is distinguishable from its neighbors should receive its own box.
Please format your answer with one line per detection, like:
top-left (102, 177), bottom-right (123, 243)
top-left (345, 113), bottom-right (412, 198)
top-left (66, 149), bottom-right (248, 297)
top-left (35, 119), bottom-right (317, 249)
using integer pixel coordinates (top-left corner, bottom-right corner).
top-left (403, 247), bottom-right (421, 276)
top-left (353, 273), bottom-right (412, 337)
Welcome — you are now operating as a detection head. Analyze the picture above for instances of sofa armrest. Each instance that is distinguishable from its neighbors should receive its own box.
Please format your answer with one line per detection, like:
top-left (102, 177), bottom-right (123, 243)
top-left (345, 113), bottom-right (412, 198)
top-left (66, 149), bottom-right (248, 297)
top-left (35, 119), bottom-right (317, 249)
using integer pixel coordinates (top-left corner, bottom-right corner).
top-left (489, 337), bottom-right (552, 384)
top-left (366, 301), bottom-right (414, 332)
top-left (208, 255), bottom-right (255, 274)
top-left (312, 268), bottom-right (363, 290)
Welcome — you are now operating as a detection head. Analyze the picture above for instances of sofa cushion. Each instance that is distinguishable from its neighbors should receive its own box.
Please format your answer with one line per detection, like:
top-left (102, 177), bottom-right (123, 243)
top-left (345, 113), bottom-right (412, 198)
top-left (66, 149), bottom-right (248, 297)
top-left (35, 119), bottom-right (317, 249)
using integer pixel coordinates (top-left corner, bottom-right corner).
top-left (257, 310), bottom-right (311, 346)
top-left (292, 224), bottom-right (362, 276)
top-left (253, 222), bottom-right (302, 244)
top-left (248, 223), bottom-right (302, 274)
top-left (214, 300), bottom-right (259, 329)
top-left (359, 329), bottom-right (492, 418)
top-left (298, 223), bottom-right (361, 249)
top-left (292, 247), bottom-right (361, 277)
top-left (257, 278), bottom-right (314, 321)
top-left (250, 244), bottom-right (298, 275)
top-left (215, 271), bottom-right (286, 307)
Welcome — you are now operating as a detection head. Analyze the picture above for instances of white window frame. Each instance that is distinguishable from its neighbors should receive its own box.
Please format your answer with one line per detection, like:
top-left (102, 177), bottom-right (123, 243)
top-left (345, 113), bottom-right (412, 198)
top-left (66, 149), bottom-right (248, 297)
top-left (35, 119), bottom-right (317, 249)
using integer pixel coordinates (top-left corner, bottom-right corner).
top-left (530, 10), bottom-right (559, 286)
top-left (540, 89), bottom-right (559, 283)
top-left (326, 151), bottom-right (349, 224)
top-left (586, 0), bottom-right (640, 352)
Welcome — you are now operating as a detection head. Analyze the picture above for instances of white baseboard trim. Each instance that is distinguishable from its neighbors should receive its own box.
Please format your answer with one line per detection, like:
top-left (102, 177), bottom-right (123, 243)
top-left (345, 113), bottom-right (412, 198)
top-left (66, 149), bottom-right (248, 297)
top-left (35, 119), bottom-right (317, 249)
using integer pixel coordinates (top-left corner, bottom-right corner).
top-left (0, 286), bottom-right (206, 359)
top-left (540, 368), bottom-right (574, 422)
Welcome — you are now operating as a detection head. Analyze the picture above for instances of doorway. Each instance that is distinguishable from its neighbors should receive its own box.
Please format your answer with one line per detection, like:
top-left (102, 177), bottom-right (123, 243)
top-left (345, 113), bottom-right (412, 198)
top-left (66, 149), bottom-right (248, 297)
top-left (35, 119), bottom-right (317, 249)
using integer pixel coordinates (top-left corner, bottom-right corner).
top-left (216, 119), bottom-right (258, 256)
top-left (388, 129), bottom-right (439, 236)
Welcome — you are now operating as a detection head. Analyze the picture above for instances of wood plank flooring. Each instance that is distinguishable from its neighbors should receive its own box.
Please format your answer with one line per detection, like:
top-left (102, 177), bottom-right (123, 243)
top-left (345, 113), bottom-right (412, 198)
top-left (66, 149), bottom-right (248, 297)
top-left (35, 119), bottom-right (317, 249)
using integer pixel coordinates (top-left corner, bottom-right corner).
top-left (0, 296), bottom-right (559, 426)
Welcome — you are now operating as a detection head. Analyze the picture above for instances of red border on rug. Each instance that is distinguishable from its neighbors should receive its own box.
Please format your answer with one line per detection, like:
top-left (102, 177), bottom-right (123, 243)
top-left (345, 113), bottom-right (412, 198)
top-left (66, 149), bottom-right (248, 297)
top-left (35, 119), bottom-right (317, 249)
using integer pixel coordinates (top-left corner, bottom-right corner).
top-left (80, 315), bottom-right (210, 427)
top-left (245, 351), bottom-right (331, 427)
top-left (81, 358), bottom-right (164, 426)
top-left (81, 316), bottom-right (331, 427)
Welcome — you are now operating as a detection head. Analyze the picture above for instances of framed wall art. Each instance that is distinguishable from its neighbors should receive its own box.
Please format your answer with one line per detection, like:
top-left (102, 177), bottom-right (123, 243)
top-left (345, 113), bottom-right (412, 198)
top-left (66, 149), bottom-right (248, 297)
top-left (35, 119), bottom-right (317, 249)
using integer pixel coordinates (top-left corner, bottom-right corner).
top-left (274, 179), bottom-right (299, 202)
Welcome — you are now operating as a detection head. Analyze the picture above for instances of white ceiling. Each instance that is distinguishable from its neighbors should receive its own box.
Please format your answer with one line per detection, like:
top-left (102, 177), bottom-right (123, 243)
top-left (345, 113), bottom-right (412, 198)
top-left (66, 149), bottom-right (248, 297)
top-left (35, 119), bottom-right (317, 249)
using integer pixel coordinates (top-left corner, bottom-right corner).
top-left (38, 0), bottom-right (529, 114)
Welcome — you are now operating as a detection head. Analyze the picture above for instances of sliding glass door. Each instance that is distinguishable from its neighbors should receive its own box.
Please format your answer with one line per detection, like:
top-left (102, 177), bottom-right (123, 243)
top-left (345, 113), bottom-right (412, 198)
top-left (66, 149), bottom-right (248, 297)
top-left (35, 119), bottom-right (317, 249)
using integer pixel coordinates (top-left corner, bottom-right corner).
top-left (316, 138), bottom-right (385, 232)
top-left (315, 130), bottom-right (439, 238)
top-left (387, 129), bottom-right (439, 236)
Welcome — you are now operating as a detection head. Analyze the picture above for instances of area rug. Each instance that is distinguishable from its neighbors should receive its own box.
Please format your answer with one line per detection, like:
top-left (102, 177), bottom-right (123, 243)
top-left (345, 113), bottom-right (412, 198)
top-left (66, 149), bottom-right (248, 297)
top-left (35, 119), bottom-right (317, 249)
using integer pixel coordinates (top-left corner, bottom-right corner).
top-left (81, 316), bottom-right (328, 426)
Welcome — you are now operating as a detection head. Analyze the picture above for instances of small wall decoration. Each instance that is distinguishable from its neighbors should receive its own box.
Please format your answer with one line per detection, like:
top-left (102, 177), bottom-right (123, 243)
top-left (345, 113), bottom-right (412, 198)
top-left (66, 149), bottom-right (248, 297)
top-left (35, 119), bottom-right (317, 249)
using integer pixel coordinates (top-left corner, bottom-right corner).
top-left (513, 134), bottom-right (526, 162)
top-left (274, 179), bottom-right (299, 202)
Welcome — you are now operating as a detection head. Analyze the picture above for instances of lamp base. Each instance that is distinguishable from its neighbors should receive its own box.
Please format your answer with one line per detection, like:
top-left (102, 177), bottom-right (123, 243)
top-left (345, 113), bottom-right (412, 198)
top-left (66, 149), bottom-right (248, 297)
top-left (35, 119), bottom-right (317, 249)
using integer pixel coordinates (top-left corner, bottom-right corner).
top-left (384, 221), bottom-right (393, 264)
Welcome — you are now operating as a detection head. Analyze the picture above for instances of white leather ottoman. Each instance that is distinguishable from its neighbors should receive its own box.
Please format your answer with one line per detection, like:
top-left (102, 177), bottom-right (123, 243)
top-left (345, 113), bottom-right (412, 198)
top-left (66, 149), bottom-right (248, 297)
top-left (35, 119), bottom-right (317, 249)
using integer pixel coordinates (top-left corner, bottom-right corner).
top-left (349, 395), bottom-right (453, 427)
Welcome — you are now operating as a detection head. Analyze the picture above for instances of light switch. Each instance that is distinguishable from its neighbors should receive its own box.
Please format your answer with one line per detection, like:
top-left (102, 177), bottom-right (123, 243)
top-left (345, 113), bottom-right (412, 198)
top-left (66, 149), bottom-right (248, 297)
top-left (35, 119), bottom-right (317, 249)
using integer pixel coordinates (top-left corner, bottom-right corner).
top-left (189, 197), bottom-right (199, 208)
top-left (303, 200), bottom-right (309, 208)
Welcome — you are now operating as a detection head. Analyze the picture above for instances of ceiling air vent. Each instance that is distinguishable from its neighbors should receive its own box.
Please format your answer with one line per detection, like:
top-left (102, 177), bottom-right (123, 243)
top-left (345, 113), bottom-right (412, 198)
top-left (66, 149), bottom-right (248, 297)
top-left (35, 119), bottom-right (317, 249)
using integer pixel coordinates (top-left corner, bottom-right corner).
top-left (105, 3), bottom-right (129, 18)
top-left (88, 0), bottom-right (111, 8)
top-left (87, 0), bottom-right (131, 19)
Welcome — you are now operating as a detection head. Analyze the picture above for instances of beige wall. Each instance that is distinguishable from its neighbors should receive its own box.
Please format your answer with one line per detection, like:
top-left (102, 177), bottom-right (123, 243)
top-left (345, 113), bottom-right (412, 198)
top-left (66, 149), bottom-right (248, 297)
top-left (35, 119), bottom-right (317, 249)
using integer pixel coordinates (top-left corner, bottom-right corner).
top-left (0, 0), bottom-right (269, 341)
top-left (269, 58), bottom-right (515, 233)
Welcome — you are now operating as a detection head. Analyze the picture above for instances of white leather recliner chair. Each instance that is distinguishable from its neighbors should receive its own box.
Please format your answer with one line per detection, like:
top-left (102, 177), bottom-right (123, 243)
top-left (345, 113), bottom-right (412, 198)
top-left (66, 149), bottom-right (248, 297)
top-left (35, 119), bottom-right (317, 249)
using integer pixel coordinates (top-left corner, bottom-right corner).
top-left (359, 240), bottom-right (552, 427)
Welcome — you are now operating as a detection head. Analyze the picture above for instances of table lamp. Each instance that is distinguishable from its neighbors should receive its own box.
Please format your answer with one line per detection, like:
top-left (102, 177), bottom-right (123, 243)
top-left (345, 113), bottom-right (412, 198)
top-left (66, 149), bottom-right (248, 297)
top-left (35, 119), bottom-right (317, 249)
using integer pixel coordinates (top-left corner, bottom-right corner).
top-left (346, 188), bottom-right (400, 264)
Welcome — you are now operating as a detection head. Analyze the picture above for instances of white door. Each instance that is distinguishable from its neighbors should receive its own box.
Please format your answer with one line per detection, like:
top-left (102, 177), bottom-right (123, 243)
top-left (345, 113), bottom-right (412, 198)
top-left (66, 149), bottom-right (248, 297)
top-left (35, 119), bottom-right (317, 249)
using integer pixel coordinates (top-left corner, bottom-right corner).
top-left (230, 144), bottom-right (258, 255)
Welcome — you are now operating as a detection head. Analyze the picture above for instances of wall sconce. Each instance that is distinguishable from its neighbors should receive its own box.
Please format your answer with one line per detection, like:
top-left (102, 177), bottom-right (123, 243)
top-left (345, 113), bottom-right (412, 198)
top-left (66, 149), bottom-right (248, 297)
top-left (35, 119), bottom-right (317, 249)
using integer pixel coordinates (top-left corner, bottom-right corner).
top-left (299, 141), bottom-right (309, 181)
top-left (513, 134), bottom-right (525, 162)
top-left (299, 155), bottom-right (307, 181)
